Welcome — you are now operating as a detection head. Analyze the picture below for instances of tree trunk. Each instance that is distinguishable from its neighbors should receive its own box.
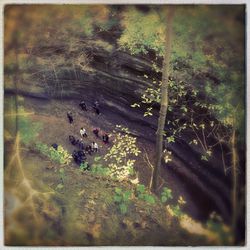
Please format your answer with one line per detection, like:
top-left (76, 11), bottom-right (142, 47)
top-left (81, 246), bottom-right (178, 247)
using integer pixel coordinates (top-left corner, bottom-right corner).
top-left (151, 7), bottom-right (175, 192)
top-left (14, 46), bottom-right (19, 137)
top-left (231, 123), bottom-right (238, 243)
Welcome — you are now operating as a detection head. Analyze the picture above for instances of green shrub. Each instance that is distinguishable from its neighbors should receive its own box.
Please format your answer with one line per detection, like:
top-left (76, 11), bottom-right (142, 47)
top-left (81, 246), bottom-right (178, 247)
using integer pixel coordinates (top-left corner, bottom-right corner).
top-left (55, 168), bottom-right (65, 190)
top-left (17, 107), bottom-right (42, 145)
top-left (206, 212), bottom-right (231, 244)
top-left (171, 204), bottom-right (182, 217)
top-left (136, 184), bottom-right (155, 204)
top-left (36, 143), bottom-right (72, 165)
top-left (113, 187), bottom-right (132, 214)
top-left (59, 168), bottom-right (65, 183)
top-left (90, 157), bottom-right (110, 176)
top-left (79, 162), bottom-right (89, 172)
top-left (160, 187), bottom-right (173, 203)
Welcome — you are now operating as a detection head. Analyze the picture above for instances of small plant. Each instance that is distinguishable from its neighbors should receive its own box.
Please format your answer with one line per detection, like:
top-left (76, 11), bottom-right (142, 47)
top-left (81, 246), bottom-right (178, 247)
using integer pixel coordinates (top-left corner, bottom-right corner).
top-left (136, 184), bottom-right (155, 204)
top-left (36, 143), bottom-right (49, 155)
top-left (56, 183), bottom-right (64, 190)
top-left (17, 107), bottom-right (42, 145)
top-left (165, 192), bottom-right (187, 218)
top-left (59, 168), bottom-right (65, 183)
top-left (171, 205), bottom-right (182, 217)
top-left (160, 187), bottom-right (173, 203)
top-left (50, 145), bottom-right (72, 165)
top-left (79, 162), bottom-right (90, 172)
top-left (91, 157), bottom-right (110, 176)
top-left (36, 143), bottom-right (72, 165)
top-left (113, 187), bottom-right (132, 214)
top-left (206, 212), bottom-right (231, 244)
top-left (55, 168), bottom-right (65, 190)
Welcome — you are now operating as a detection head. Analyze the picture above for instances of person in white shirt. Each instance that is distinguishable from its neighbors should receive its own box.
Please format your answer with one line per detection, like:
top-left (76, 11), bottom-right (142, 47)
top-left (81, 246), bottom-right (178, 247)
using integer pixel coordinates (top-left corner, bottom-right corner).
top-left (91, 141), bottom-right (98, 152)
top-left (80, 127), bottom-right (87, 137)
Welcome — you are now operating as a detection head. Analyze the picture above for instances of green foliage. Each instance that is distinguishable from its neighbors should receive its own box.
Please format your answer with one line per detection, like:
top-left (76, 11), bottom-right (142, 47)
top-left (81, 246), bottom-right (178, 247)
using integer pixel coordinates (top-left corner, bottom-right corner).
top-left (206, 212), bottom-right (231, 245)
top-left (90, 156), bottom-right (110, 176)
top-left (136, 184), bottom-right (155, 204)
top-left (104, 125), bottom-right (141, 180)
top-left (166, 135), bottom-right (175, 144)
top-left (121, 5), bottom-right (245, 157)
top-left (36, 143), bottom-right (72, 165)
top-left (161, 187), bottom-right (173, 203)
top-left (113, 187), bottom-right (132, 214)
top-left (56, 183), bottom-right (64, 190)
top-left (136, 184), bottom-right (145, 193)
top-left (79, 162), bottom-right (89, 172)
top-left (36, 143), bottom-right (49, 155)
top-left (118, 7), bottom-right (165, 56)
top-left (59, 168), bottom-right (65, 183)
top-left (171, 204), bottom-right (183, 217)
top-left (16, 107), bottom-right (42, 145)
top-left (55, 168), bottom-right (66, 191)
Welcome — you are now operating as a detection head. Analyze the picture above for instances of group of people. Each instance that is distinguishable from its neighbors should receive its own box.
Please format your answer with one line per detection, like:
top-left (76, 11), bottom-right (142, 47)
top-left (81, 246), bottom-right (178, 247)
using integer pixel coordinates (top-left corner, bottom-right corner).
top-left (67, 100), bottom-right (100, 125)
top-left (78, 100), bottom-right (100, 115)
top-left (92, 128), bottom-right (109, 144)
top-left (65, 99), bottom-right (110, 167)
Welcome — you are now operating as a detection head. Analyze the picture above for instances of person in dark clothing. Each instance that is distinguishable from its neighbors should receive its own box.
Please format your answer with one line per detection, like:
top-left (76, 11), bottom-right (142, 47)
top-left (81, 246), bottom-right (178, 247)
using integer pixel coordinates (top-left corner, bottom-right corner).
top-left (78, 139), bottom-right (84, 150)
top-left (94, 101), bottom-right (99, 108)
top-left (69, 135), bottom-right (77, 145)
top-left (51, 143), bottom-right (58, 150)
top-left (72, 150), bottom-right (79, 164)
top-left (72, 150), bottom-right (86, 165)
top-left (79, 100), bottom-right (87, 111)
top-left (95, 108), bottom-right (100, 115)
top-left (102, 133), bottom-right (109, 144)
top-left (93, 101), bottom-right (100, 115)
top-left (78, 150), bottom-right (86, 160)
top-left (93, 128), bottom-right (99, 137)
top-left (67, 111), bottom-right (73, 124)
top-left (75, 139), bottom-right (80, 146)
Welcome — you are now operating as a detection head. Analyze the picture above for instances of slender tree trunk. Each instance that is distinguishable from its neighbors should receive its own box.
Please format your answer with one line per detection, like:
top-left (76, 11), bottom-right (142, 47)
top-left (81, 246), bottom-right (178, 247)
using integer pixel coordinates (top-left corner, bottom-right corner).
top-left (231, 122), bottom-right (238, 243)
top-left (151, 7), bottom-right (175, 192)
top-left (14, 46), bottom-right (19, 137)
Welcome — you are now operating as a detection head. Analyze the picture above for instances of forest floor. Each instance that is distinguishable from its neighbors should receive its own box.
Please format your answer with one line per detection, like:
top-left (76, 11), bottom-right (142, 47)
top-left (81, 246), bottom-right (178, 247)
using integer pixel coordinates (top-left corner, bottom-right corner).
top-left (4, 96), bottom-right (220, 246)
top-left (23, 97), bottom-right (209, 220)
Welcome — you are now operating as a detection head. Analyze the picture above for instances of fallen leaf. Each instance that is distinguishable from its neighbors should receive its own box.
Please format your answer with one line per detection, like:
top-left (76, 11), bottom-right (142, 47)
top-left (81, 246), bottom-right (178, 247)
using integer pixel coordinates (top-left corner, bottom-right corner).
top-left (89, 200), bottom-right (96, 205)
top-left (90, 223), bottom-right (101, 238)
top-left (78, 189), bottom-right (85, 196)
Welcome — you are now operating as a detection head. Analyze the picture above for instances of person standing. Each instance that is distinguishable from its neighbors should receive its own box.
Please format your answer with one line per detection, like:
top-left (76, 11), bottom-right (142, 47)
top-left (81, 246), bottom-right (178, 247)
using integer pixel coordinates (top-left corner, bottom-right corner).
top-left (80, 127), bottom-right (87, 137)
top-left (67, 111), bottom-right (73, 124)
top-left (92, 142), bottom-right (99, 152)
top-left (102, 133), bottom-right (109, 144)
top-left (79, 100), bottom-right (87, 111)
top-left (93, 101), bottom-right (100, 115)
top-left (93, 128), bottom-right (99, 137)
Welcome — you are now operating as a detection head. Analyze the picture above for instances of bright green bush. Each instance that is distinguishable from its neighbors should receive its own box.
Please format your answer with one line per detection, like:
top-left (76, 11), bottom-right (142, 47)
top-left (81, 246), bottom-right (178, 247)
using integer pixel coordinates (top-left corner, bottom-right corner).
top-left (16, 106), bottom-right (42, 145)
top-left (90, 157), bottom-right (110, 176)
top-left (206, 212), bottom-right (231, 244)
top-left (55, 168), bottom-right (65, 190)
top-left (36, 143), bottom-right (72, 165)
top-left (113, 187), bottom-right (132, 214)
top-left (161, 187), bottom-right (173, 203)
top-left (136, 184), bottom-right (155, 204)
